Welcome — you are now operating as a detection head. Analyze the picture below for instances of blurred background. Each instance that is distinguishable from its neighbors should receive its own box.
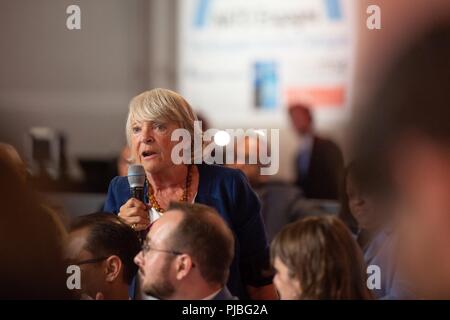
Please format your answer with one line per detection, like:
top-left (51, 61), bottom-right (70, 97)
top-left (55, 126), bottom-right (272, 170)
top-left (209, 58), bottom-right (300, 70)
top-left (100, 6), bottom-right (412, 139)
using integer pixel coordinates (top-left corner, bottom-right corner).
top-left (1, 0), bottom-right (450, 217)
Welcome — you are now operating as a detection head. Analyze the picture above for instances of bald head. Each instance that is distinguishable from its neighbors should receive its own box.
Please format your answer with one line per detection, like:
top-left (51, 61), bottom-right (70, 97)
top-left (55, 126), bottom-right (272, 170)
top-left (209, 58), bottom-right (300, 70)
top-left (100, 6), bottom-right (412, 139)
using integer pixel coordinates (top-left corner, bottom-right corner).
top-left (147, 209), bottom-right (185, 249)
top-left (226, 135), bottom-right (270, 187)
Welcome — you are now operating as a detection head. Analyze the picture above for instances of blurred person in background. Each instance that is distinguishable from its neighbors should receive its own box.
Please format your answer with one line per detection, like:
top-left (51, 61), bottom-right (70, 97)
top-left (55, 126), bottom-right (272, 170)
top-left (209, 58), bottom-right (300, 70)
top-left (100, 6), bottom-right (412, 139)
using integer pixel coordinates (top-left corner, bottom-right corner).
top-left (0, 143), bottom-right (67, 246)
top-left (271, 215), bottom-right (372, 300)
top-left (104, 88), bottom-right (276, 300)
top-left (0, 142), bottom-right (28, 180)
top-left (117, 145), bottom-right (132, 177)
top-left (227, 134), bottom-right (340, 242)
top-left (338, 160), bottom-right (396, 299)
top-left (225, 132), bottom-right (270, 188)
top-left (226, 134), bottom-right (303, 242)
top-left (67, 213), bottom-right (141, 299)
top-left (288, 103), bottom-right (344, 200)
top-left (353, 22), bottom-right (450, 299)
top-left (0, 147), bottom-right (69, 299)
top-left (339, 160), bottom-right (392, 247)
top-left (134, 202), bottom-right (236, 300)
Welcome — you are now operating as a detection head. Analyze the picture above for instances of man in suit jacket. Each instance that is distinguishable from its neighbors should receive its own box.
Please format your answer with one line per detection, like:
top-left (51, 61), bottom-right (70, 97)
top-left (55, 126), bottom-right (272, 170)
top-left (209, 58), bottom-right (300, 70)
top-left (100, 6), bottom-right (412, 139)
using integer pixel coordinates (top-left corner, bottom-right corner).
top-left (289, 103), bottom-right (344, 200)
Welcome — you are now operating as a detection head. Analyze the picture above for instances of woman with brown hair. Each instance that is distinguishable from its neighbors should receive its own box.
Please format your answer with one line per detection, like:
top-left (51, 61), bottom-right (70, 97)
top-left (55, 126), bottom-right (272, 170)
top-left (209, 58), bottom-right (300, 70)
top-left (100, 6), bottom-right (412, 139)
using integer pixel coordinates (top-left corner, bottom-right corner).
top-left (271, 215), bottom-right (372, 300)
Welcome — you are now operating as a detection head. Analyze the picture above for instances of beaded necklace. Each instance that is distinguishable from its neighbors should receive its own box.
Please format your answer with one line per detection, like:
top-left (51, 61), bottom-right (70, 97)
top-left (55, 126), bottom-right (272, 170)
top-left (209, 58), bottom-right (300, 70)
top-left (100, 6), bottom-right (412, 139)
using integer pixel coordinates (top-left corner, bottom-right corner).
top-left (147, 165), bottom-right (193, 213)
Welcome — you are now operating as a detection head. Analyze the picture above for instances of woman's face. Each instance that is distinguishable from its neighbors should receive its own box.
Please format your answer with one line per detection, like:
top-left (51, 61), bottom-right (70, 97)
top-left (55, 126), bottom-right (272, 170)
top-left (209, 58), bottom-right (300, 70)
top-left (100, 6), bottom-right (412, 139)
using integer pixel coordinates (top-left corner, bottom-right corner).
top-left (346, 175), bottom-right (376, 229)
top-left (273, 257), bottom-right (301, 300)
top-left (130, 120), bottom-right (181, 174)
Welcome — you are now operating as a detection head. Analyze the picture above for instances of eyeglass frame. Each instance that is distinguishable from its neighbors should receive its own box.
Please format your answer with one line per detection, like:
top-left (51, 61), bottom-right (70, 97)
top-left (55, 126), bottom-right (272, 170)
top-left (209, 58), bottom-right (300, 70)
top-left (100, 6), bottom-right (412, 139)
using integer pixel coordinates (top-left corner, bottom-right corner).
top-left (140, 239), bottom-right (196, 267)
top-left (141, 241), bottom-right (183, 257)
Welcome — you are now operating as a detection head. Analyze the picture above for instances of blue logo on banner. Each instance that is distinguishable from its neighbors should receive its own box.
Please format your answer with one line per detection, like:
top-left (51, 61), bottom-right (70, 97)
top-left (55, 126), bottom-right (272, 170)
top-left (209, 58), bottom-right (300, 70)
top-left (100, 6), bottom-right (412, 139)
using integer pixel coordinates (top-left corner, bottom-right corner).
top-left (324, 0), bottom-right (342, 21)
top-left (193, 0), bottom-right (211, 28)
top-left (254, 61), bottom-right (279, 110)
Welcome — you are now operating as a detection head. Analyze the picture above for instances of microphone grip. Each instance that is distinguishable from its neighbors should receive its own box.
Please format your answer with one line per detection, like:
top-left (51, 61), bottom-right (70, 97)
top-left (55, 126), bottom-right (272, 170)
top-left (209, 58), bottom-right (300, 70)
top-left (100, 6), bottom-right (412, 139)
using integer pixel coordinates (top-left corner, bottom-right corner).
top-left (130, 186), bottom-right (147, 243)
top-left (130, 187), bottom-right (145, 202)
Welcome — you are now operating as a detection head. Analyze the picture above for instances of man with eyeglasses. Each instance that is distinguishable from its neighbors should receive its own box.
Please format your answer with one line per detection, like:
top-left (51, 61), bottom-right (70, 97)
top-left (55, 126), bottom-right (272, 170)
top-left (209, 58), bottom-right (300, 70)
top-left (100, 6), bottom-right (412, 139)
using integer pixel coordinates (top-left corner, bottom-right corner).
top-left (66, 213), bottom-right (141, 299)
top-left (134, 202), bottom-right (236, 300)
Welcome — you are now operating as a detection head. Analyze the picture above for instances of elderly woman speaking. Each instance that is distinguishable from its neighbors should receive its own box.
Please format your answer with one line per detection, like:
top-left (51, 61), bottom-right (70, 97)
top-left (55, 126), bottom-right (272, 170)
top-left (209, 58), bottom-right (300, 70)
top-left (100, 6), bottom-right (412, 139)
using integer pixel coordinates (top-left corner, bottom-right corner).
top-left (104, 88), bottom-right (276, 300)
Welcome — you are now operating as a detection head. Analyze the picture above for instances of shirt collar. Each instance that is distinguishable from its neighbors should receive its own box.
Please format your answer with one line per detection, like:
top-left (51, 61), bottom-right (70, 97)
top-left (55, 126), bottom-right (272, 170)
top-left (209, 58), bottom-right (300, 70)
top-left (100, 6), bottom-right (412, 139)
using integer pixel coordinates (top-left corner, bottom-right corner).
top-left (202, 288), bottom-right (223, 300)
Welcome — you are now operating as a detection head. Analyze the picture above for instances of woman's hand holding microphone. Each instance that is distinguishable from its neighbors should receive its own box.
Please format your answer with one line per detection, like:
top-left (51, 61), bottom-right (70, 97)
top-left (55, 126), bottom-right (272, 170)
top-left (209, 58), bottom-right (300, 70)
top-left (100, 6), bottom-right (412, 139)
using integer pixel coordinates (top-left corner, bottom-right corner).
top-left (118, 198), bottom-right (151, 231)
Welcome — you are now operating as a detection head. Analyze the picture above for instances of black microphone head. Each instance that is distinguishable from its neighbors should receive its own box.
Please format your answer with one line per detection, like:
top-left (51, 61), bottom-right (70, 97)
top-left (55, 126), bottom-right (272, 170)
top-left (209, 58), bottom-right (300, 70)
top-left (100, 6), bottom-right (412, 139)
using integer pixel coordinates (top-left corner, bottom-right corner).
top-left (127, 164), bottom-right (146, 188)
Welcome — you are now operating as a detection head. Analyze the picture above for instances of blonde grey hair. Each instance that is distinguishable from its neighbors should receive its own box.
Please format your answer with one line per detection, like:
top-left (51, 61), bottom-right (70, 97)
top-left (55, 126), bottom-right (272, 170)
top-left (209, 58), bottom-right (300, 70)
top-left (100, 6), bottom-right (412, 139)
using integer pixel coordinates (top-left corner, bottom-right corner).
top-left (125, 88), bottom-right (200, 158)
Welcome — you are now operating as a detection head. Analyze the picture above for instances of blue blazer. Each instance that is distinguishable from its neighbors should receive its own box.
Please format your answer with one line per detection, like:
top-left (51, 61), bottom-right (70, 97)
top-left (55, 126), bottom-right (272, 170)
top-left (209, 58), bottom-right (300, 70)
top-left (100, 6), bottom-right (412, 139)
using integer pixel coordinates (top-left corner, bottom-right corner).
top-left (104, 164), bottom-right (272, 299)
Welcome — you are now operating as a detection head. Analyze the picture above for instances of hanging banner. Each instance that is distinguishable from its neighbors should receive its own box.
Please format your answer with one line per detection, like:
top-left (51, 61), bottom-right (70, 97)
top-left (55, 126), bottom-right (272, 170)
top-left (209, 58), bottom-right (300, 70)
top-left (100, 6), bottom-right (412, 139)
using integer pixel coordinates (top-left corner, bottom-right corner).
top-left (178, 0), bottom-right (353, 123)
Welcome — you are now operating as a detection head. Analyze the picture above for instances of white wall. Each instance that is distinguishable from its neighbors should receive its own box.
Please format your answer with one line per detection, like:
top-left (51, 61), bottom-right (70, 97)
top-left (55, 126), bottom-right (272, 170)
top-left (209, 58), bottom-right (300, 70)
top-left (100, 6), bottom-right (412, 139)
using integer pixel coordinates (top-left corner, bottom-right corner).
top-left (0, 0), bottom-right (152, 177)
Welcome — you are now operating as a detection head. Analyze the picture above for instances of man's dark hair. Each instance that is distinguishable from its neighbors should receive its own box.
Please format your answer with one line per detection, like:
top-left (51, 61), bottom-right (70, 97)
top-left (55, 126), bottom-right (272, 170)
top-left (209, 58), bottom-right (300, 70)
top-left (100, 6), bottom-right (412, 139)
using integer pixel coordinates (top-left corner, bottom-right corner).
top-left (289, 103), bottom-right (313, 123)
top-left (69, 213), bottom-right (141, 285)
top-left (166, 202), bottom-right (235, 286)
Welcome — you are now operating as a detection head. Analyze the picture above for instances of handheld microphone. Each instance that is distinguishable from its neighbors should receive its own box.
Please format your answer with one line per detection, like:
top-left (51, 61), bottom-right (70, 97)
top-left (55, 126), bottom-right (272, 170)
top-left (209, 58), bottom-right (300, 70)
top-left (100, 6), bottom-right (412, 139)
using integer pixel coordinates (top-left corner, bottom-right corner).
top-left (127, 164), bottom-right (147, 242)
top-left (127, 164), bottom-right (146, 201)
